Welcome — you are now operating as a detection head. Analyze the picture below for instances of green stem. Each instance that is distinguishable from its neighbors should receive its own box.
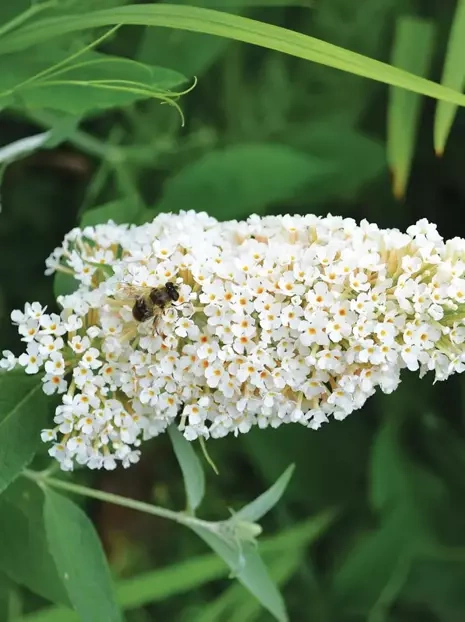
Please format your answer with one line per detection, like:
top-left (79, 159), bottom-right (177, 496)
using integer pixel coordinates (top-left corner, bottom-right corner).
top-left (0, 0), bottom-right (57, 38)
top-left (22, 469), bottom-right (214, 532)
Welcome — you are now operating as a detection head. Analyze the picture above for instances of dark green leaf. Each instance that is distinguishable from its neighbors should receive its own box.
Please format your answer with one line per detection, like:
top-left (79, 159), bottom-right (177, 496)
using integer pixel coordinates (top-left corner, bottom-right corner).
top-left (53, 272), bottom-right (79, 299)
top-left (0, 372), bottom-right (47, 494)
top-left (332, 509), bottom-right (413, 611)
top-left (288, 123), bottom-right (387, 202)
top-left (153, 144), bottom-right (331, 220)
top-left (236, 464), bottom-right (294, 522)
top-left (402, 551), bottom-right (465, 619)
top-left (80, 200), bottom-right (141, 227)
top-left (0, 479), bottom-right (69, 605)
top-left (44, 488), bottom-right (122, 622)
top-left (242, 419), bottom-right (370, 509)
top-left (168, 425), bottom-right (205, 512)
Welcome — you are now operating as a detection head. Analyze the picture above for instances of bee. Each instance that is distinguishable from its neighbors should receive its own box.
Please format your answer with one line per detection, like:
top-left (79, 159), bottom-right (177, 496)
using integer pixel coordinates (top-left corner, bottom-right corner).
top-left (131, 282), bottom-right (180, 331)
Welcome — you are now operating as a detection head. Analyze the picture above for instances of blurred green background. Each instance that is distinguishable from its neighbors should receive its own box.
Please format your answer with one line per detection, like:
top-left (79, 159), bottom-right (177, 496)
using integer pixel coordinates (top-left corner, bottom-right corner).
top-left (2, 1), bottom-right (465, 621)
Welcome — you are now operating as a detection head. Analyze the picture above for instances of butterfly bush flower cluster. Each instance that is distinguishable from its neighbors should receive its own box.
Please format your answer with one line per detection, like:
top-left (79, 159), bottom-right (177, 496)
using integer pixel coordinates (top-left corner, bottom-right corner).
top-left (2, 211), bottom-right (465, 471)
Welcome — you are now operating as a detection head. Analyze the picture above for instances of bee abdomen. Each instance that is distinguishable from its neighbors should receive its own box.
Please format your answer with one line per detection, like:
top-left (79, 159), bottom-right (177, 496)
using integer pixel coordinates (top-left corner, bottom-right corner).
top-left (132, 297), bottom-right (153, 322)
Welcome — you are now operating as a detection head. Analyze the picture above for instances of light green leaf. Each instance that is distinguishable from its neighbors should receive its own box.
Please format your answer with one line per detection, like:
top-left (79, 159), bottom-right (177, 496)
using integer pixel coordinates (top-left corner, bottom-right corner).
top-left (137, 2), bottom-right (242, 76)
top-left (153, 144), bottom-right (330, 220)
top-left (434, 0), bottom-right (465, 154)
top-left (80, 200), bottom-right (141, 226)
top-left (44, 489), bottom-right (122, 622)
top-left (191, 525), bottom-right (288, 622)
top-left (168, 425), bottom-right (205, 512)
top-left (137, 0), bottom-right (308, 76)
top-left (0, 372), bottom-right (47, 495)
top-left (387, 16), bottom-right (435, 199)
top-left (0, 49), bottom-right (187, 115)
top-left (1, 5), bottom-right (465, 108)
top-left (19, 513), bottom-right (335, 622)
top-left (236, 464), bottom-right (294, 523)
top-left (193, 552), bottom-right (301, 622)
top-left (0, 479), bottom-right (69, 605)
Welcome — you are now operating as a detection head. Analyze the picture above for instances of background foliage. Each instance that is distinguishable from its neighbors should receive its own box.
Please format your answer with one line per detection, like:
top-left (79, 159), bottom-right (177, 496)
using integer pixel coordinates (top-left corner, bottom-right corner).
top-left (2, 0), bottom-right (465, 621)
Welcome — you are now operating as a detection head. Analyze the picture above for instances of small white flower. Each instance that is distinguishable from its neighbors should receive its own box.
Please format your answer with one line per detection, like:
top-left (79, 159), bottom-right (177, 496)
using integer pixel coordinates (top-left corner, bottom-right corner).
top-left (69, 335), bottom-right (90, 354)
top-left (39, 314), bottom-right (67, 336)
top-left (18, 342), bottom-right (43, 374)
top-left (38, 336), bottom-right (64, 358)
top-left (64, 314), bottom-right (83, 332)
top-left (42, 374), bottom-right (67, 395)
top-left (0, 350), bottom-right (17, 371)
top-left (81, 347), bottom-right (102, 369)
top-left (44, 352), bottom-right (66, 376)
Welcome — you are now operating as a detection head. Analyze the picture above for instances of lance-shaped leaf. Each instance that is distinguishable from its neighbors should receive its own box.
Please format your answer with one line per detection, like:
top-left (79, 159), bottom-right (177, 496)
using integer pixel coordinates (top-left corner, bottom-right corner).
top-left (0, 371), bottom-right (47, 494)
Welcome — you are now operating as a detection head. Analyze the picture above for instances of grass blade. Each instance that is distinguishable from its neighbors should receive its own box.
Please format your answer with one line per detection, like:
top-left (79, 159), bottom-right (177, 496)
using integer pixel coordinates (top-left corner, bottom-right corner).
top-left (387, 16), bottom-right (435, 199)
top-left (1, 5), bottom-right (465, 107)
top-left (434, 0), bottom-right (465, 154)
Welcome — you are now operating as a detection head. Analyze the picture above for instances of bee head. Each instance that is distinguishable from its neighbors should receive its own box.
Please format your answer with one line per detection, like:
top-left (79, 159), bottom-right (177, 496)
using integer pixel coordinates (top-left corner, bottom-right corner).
top-left (165, 282), bottom-right (180, 302)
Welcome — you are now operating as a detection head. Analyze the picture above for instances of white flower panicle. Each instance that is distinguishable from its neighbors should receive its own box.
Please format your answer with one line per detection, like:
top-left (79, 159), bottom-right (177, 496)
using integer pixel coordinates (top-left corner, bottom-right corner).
top-left (3, 212), bottom-right (465, 471)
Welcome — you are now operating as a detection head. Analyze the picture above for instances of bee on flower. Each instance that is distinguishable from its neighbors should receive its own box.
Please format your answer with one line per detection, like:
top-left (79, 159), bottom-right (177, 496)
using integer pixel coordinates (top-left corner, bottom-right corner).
top-left (3, 211), bottom-right (465, 471)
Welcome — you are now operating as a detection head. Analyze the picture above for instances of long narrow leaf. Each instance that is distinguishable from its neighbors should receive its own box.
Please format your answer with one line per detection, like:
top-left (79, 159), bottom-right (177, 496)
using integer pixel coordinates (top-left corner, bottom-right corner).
top-left (1, 5), bottom-right (465, 107)
top-left (168, 425), bottom-right (205, 512)
top-left (387, 17), bottom-right (435, 199)
top-left (20, 513), bottom-right (336, 622)
top-left (236, 464), bottom-right (295, 522)
top-left (434, 0), bottom-right (465, 154)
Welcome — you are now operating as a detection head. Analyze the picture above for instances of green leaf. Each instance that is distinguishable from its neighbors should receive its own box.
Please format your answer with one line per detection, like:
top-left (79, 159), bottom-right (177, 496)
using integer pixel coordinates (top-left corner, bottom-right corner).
top-left (434, 0), bottom-right (465, 154)
top-left (332, 509), bottom-right (413, 611)
top-left (191, 525), bottom-right (288, 622)
top-left (242, 419), bottom-right (370, 510)
top-left (80, 200), bottom-right (141, 227)
top-left (168, 425), bottom-right (205, 512)
top-left (193, 552), bottom-right (301, 622)
top-left (53, 272), bottom-right (79, 299)
top-left (387, 17), bottom-right (435, 199)
top-left (19, 513), bottom-right (335, 622)
top-left (137, 2), bottom-right (242, 76)
top-left (236, 464), bottom-right (294, 523)
top-left (1, 5), bottom-right (465, 109)
top-left (0, 48), bottom-right (187, 115)
top-left (0, 372), bottom-right (47, 495)
top-left (333, 417), bottom-right (448, 612)
top-left (370, 421), bottom-right (446, 527)
top-left (0, 479), bottom-right (69, 605)
top-left (43, 489), bottom-right (122, 622)
top-left (402, 550), bottom-right (465, 619)
top-left (137, 1), bottom-right (308, 75)
top-left (153, 144), bottom-right (330, 220)
top-left (288, 123), bottom-right (386, 203)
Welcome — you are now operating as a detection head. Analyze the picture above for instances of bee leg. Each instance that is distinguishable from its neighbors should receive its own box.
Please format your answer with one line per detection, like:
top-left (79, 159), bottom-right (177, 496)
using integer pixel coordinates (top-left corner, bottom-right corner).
top-left (152, 316), bottom-right (167, 339)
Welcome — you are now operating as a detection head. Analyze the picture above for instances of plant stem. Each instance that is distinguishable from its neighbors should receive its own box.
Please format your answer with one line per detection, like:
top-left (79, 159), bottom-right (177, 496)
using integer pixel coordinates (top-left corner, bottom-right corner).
top-left (22, 469), bottom-right (214, 532)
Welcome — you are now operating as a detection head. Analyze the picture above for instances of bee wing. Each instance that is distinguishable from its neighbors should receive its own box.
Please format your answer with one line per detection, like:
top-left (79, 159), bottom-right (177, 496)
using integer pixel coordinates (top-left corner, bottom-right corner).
top-left (116, 283), bottom-right (153, 298)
